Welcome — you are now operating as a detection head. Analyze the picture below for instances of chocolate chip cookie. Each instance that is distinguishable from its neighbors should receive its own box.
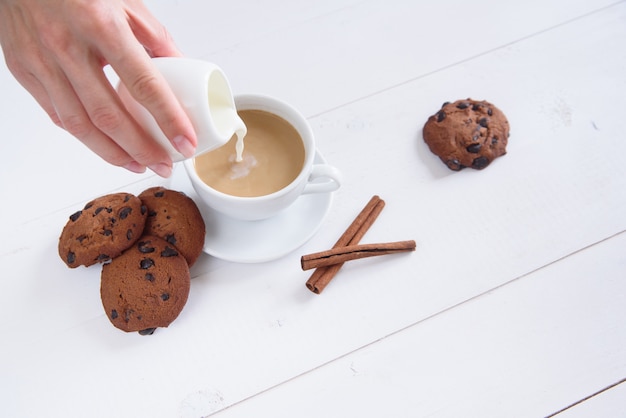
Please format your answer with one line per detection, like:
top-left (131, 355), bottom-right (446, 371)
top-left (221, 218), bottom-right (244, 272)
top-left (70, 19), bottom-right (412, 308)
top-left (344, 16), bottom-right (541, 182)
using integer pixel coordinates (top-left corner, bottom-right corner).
top-left (139, 187), bottom-right (205, 267)
top-left (423, 99), bottom-right (509, 170)
top-left (58, 193), bottom-right (147, 268)
top-left (100, 235), bottom-right (191, 334)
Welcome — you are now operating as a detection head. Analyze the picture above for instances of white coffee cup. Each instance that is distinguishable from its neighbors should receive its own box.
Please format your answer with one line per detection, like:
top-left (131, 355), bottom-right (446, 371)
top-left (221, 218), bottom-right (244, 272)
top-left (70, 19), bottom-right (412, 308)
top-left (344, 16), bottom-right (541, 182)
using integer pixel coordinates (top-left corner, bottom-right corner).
top-left (117, 57), bottom-right (245, 162)
top-left (183, 94), bottom-right (342, 221)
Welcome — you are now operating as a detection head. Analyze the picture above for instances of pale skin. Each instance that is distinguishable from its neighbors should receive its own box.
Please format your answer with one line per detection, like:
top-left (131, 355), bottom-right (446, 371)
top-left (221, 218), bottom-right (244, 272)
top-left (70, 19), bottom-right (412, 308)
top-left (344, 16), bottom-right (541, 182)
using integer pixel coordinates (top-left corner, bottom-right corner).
top-left (0, 0), bottom-right (197, 177)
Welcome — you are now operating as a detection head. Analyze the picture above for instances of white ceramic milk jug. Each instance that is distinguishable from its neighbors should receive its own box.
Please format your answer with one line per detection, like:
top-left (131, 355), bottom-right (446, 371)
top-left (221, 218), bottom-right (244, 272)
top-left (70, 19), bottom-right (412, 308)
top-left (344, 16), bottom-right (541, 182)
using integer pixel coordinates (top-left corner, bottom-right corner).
top-left (117, 57), bottom-right (246, 162)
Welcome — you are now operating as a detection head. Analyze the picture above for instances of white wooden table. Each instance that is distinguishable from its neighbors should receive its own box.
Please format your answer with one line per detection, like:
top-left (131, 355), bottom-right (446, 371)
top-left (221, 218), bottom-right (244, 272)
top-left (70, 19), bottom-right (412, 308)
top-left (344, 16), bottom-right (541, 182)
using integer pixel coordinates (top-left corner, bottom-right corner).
top-left (1, 1), bottom-right (625, 416)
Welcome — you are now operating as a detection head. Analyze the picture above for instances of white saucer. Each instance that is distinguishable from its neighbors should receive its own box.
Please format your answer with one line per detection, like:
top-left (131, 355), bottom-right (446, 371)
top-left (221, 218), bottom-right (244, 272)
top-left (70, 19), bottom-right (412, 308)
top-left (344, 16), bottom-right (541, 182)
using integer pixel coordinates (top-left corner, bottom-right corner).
top-left (169, 152), bottom-right (334, 263)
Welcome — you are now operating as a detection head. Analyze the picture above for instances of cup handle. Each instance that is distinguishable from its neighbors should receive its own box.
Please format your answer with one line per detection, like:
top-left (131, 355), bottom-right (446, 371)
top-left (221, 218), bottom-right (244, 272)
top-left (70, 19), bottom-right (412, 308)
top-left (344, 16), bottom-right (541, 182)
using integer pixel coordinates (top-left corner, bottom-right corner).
top-left (302, 164), bottom-right (342, 195)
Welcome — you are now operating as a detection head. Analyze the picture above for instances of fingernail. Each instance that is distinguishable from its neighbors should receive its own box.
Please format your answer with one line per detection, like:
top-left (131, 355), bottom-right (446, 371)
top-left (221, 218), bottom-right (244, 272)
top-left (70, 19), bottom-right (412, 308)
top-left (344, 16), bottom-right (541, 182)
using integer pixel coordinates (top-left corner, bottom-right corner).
top-left (124, 161), bottom-right (146, 173)
top-left (148, 163), bottom-right (172, 178)
top-left (172, 135), bottom-right (196, 158)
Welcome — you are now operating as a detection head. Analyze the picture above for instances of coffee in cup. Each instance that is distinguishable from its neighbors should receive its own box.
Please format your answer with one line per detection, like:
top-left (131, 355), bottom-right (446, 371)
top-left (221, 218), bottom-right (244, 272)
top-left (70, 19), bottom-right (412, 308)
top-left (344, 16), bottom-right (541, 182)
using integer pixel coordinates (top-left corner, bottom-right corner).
top-left (194, 109), bottom-right (305, 197)
top-left (184, 94), bottom-right (342, 221)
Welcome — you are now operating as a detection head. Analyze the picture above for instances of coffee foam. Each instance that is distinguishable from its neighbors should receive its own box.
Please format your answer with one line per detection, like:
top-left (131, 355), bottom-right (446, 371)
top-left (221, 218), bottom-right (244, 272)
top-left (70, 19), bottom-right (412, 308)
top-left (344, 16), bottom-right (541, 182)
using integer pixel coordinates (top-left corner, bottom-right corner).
top-left (228, 153), bottom-right (258, 180)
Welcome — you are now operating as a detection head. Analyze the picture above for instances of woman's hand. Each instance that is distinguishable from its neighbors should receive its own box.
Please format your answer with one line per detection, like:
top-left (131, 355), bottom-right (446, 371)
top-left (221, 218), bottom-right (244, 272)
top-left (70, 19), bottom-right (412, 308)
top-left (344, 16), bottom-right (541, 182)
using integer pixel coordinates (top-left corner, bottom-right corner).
top-left (0, 0), bottom-right (197, 177)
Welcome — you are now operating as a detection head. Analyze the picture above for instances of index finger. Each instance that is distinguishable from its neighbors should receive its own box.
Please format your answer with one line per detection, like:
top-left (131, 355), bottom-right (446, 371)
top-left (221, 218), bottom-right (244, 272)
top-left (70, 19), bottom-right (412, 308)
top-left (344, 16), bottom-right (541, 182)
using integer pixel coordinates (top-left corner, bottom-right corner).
top-left (100, 25), bottom-right (197, 159)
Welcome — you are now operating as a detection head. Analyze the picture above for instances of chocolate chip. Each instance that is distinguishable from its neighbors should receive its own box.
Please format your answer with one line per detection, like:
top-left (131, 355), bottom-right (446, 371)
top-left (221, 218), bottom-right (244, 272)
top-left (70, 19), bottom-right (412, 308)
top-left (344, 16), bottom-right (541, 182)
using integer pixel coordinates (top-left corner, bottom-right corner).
top-left (126, 229), bottom-right (133, 241)
top-left (456, 102), bottom-right (470, 109)
top-left (478, 118), bottom-right (489, 128)
top-left (124, 308), bottom-right (132, 322)
top-left (141, 205), bottom-right (147, 215)
top-left (69, 211), bottom-right (82, 222)
top-left (161, 293), bottom-right (170, 301)
top-left (94, 207), bottom-right (105, 216)
top-left (67, 251), bottom-right (76, 264)
top-left (437, 111), bottom-right (446, 122)
top-left (119, 206), bottom-right (132, 220)
top-left (154, 191), bottom-right (165, 198)
top-left (472, 156), bottom-right (490, 169)
top-left (466, 143), bottom-right (482, 153)
top-left (445, 159), bottom-right (463, 171)
top-left (491, 136), bottom-right (499, 145)
top-left (441, 101), bottom-right (450, 108)
top-left (140, 258), bottom-right (155, 269)
top-left (472, 103), bottom-right (482, 111)
top-left (145, 273), bottom-right (155, 282)
top-left (96, 254), bottom-right (110, 262)
top-left (111, 309), bottom-right (118, 320)
top-left (138, 328), bottom-right (156, 336)
top-left (76, 234), bottom-right (87, 243)
top-left (487, 108), bottom-right (493, 116)
top-left (165, 234), bottom-right (177, 245)
top-left (102, 229), bottom-right (112, 236)
top-left (137, 241), bottom-right (155, 253)
top-left (161, 246), bottom-right (179, 258)
top-left (148, 210), bottom-right (157, 218)
top-left (84, 201), bottom-right (94, 210)
top-left (124, 195), bottom-right (131, 203)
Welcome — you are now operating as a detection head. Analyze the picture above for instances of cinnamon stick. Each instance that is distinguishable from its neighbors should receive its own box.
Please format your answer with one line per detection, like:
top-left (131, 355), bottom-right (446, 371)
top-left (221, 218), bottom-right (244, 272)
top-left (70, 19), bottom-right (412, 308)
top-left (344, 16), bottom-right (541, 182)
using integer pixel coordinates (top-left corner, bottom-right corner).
top-left (301, 240), bottom-right (416, 270)
top-left (305, 195), bottom-right (385, 294)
